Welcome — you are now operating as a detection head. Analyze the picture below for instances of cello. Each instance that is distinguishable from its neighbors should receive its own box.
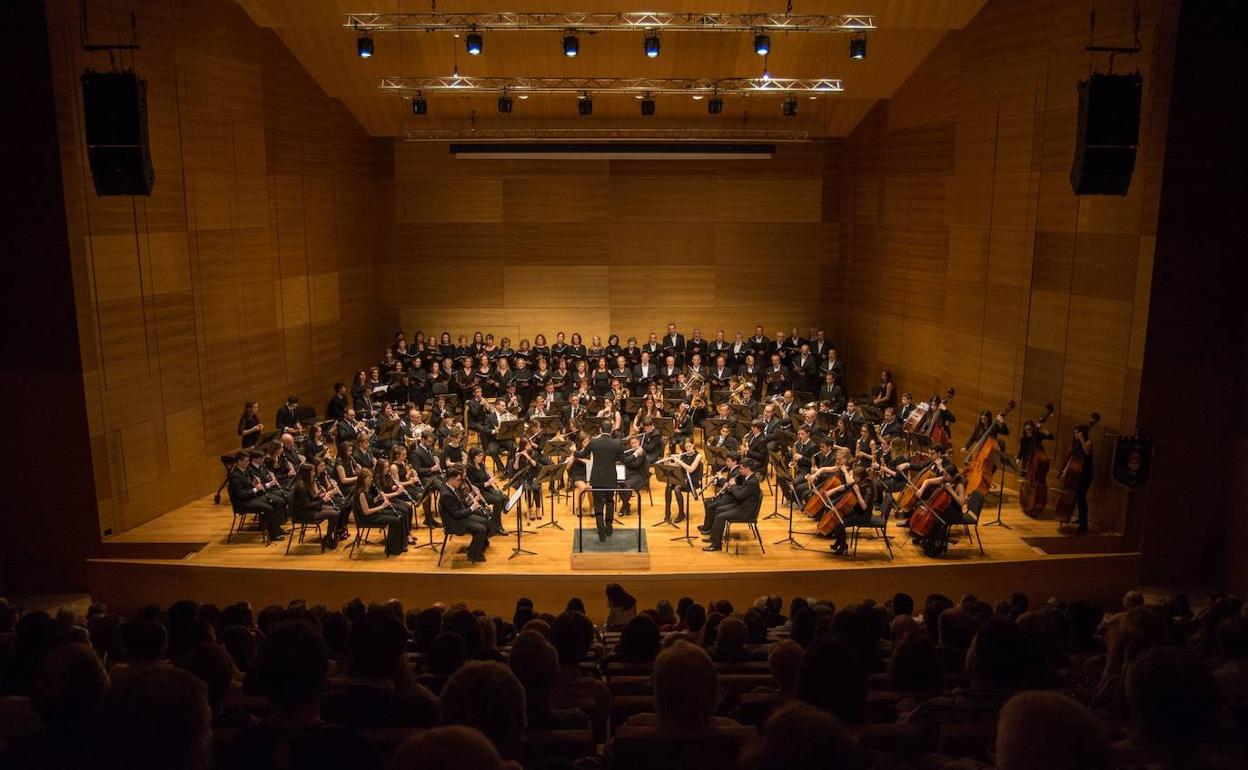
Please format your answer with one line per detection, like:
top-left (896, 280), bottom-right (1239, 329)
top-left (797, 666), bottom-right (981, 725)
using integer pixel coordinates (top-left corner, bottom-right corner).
top-left (1018, 403), bottom-right (1054, 516)
top-left (1053, 412), bottom-right (1100, 521)
top-left (962, 401), bottom-right (1016, 498)
top-left (928, 389), bottom-right (956, 447)
top-left (817, 467), bottom-right (871, 535)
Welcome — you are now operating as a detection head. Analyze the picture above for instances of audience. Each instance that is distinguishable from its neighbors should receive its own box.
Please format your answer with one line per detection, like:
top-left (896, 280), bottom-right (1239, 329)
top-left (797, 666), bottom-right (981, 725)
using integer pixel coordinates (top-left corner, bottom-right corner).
top-left (0, 585), bottom-right (1242, 770)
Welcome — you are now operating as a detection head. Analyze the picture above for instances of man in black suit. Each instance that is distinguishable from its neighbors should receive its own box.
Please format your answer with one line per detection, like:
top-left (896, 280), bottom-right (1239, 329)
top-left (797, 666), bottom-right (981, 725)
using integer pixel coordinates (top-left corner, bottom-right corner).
top-left (699, 452), bottom-right (744, 534)
top-left (701, 458), bottom-right (761, 551)
top-left (663, 322), bottom-right (686, 366)
top-left (326, 383), bottom-right (349, 421)
top-left (276, 396), bottom-right (302, 436)
top-left (227, 451), bottom-right (285, 541)
top-left (640, 421), bottom-right (663, 465)
top-left (588, 420), bottom-right (622, 541)
top-left (632, 351), bottom-right (656, 397)
top-left (744, 420), bottom-right (769, 471)
top-left (441, 469), bottom-right (491, 563)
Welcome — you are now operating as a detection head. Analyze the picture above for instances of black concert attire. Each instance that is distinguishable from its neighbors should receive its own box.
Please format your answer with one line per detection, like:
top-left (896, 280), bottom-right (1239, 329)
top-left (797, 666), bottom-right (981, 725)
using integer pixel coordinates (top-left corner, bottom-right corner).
top-left (669, 409), bottom-right (693, 452)
top-left (662, 450), bottom-right (702, 522)
top-left (409, 443), bottom-right (442, 526)
top-left (819, 383), bottom-right (847, 413)
top-left (617, 446), bottom-right (648, 513)
top-left (352, 487), bottom-right (406, 556)
top-left (793, 448), bottom-right (832, 501)
top-left (327, 393), bottom-right (349, 421)
top-left (663, 333), bottom-right (687, 365)
top-left (588, 432), bottom-right (622, 539)
top-left (640, 429), bottom-right (663, 465)
top-left (1016, 427), bottom-right (1054, 471)
top-left (828, 477), bottom-right (873, 552)
top-left (290, 480), bottom-right (339, 548)
top-left (467, 463), bottom-right (506, 534)
top-left (699, 465), bottom-right (744, 533)
top-left (276, 404), bottom-right (301, 434)
top-left (440, 485), bottom-right (490, 561)
top-left (744, 431), bottom-right (769, 472)
top-left (763, 365), bottom-right (790, 396)
top-left (704, 471), bottom-right (761, 550)
top-left (238, 413), bottom-right (261, 448)
top-left (228, 466), bottom-right (284, 539)
top-left (1070, 441), bottom-right (1093, 533)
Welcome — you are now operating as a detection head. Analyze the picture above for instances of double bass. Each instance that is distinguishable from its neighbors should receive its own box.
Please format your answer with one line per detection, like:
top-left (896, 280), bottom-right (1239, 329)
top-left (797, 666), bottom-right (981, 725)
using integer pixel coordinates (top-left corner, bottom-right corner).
top-left (1018, 403), bottom-right (1054, 516)
top-left (962, 401), bottom-right (1016, 498)
top-left (1053, 412), bottom-right (1100, 521)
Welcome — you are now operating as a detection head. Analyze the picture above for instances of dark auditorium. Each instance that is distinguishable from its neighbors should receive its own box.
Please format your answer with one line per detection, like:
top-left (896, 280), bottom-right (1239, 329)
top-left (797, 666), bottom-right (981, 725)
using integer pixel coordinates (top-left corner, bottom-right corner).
top-left (2, 1), bottom-right (1246, 769)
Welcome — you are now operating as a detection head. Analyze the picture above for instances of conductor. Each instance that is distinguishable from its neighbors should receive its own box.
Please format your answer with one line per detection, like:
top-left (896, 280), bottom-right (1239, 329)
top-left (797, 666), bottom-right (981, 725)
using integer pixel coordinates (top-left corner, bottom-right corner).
top-left (588, 419), bottom-right (622, 541)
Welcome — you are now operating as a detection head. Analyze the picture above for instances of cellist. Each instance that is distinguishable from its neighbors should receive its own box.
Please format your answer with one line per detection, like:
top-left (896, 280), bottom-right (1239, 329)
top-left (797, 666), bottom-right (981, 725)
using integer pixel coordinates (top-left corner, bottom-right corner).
top-left (824, 451), bottom-right (872, 557)
top-left (900, 444), bottom-right (957, 528)
top-left (919, 394), bottom-right (956, 446)
top-left (795, 436), bottom-right (837, 503)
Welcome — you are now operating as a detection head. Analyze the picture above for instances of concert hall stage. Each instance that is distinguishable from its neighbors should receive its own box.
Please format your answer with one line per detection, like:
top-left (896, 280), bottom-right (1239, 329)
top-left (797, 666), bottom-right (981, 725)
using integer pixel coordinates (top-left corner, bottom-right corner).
top-left (88, 484), bottom-right (1140, 617)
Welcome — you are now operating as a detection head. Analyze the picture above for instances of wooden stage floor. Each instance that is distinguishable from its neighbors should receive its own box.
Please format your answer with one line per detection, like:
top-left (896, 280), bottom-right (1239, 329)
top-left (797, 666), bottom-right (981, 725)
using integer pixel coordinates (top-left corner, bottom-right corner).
top-left (89, 482), bottom-right (1142, 617)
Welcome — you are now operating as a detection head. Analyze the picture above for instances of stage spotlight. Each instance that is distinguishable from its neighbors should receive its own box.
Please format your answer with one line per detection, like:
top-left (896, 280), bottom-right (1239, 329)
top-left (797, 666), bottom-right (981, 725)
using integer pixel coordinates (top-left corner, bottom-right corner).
top-left (466, 31), bottom-right (483, 55)
top-left (577, 94), bottom-right (593, 115)
top-left (640, 95), bottom-right (656, 116)
top-left (498, 94), bottom-right (513, 113)
top-left (356, 34), bottom-right (373, 58)
top-left (849, 33), bottom-right (867, 60)
top-left (644, 31), bottom-right (660, 58)
top-left (564, 33), bottom-right (579, 57)
top-left (782, 97), bottom-right (798, 116)
top-left (412, 95), bottom-right (427, 115)
top-left (754, 33), bottom-right (770, 56)
top-left (708, 96), bottom-right (724, 114)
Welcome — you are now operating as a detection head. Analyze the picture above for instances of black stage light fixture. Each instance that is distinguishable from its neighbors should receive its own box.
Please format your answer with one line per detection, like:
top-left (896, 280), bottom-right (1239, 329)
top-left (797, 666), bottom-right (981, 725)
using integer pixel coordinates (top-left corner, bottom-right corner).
top-left (782, 97), bottom-right (798, 116)
top-left (466, 31), bottom-right (483, 55)
top-left (564, 33), bottom-right (579, 57)
top-left (412, 95), bottom-right (427, 115)
top-left (754, 33), bottom-right (771, 56)
top-left (498, 94), bottom-right (513, 113)
top-left (640, 95), bottom-right (656, 116)
top-left (849, 33), bottom-right (867, 60)
top-left (357, 34), bottom-right (374, 58)
top-left (708, 96), bottom-right (724, 114)
top-left (577, 95), bottom-right (593, 115)
top-left (644, 31), bottom-right (661, 58)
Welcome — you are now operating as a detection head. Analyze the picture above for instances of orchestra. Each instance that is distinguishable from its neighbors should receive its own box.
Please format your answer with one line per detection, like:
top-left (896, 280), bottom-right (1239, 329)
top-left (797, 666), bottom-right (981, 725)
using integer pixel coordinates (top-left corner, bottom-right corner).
top-left (225, 323), bottom-right (1096, 564)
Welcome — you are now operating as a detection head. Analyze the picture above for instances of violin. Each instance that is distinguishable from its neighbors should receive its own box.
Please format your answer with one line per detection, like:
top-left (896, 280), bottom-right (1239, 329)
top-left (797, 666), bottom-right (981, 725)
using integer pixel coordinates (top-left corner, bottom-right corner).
top-left (962, 400), bottom-right (1016, 497)
top-left (1054, 412), bottom-right (1100, 521)
top-left (1018, 403), bottom-right (1055, 516)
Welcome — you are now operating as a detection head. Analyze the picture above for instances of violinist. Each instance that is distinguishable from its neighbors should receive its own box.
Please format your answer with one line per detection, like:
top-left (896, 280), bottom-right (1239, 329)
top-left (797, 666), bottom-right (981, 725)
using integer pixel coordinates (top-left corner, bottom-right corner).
top-left (1064, 424), bottom-right (1094, 533)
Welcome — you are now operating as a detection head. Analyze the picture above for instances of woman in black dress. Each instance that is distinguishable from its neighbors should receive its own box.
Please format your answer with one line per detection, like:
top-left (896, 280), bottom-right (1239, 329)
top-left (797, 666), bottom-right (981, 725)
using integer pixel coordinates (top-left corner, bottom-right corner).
top-left (660, 436), bottom-right (703, 524)
top-left (351, 468), bottom-right (407, 556)
top-left (238, 401), bottom-right (263, 448)
top-left (289, 464), bottom-right (339, 549)
top-left (466, 446), bottom-right (507, 535)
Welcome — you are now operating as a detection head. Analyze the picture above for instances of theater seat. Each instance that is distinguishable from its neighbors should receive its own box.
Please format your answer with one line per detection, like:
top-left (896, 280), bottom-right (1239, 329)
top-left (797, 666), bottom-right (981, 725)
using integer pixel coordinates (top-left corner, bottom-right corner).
top-left (606, 724), bottom-right (756, 770)
top-left (519, 729), bottom-right (597, 764)
top-left (853, 722), bottom-right (926, 759)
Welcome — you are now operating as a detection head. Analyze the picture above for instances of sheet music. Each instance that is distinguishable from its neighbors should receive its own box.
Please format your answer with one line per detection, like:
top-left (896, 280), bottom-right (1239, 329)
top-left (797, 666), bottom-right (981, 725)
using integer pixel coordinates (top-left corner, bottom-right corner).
top-left (505, 486), bottom-right (524, 511)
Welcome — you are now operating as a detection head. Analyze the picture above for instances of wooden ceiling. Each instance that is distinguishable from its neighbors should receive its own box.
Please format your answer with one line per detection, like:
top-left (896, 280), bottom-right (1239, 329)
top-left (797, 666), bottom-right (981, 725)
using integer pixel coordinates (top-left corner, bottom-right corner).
top-left (236, 1), bottom-right (987, 138)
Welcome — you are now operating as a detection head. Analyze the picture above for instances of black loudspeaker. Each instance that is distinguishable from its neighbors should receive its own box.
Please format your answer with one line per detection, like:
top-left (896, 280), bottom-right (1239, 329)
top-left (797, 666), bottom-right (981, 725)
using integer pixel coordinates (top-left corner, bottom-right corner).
top-left (81, 71), bottom-right (155, 196)
top-left (1070, 72), bottom-right (1142, 196)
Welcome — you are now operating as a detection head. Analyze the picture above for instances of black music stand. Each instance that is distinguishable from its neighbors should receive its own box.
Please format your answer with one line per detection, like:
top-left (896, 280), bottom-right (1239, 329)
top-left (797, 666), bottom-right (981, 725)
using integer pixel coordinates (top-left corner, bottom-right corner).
top-left (764, 450), bottom-right (792, 522)
top-left (496, 418), bottom-right (528, 443)
top-left (506, 485), bottom-right (535, 560)
top-left (793, 390), bottom-right (816, 405)
top-left (663, 388), bottom-right (686, 402)
top-left (425, 394), bottom-right (461, 412)
top-left (982, 448), bottom-right (1011, 529)
top-left (534, 463), bottom-right (566, 530)
top-left (649, 463), bottom-right (685, 530)
top-left (653, 416), bottom-right (675, 443)
top-left (703, 418), bottom-right (732, 443)
top-left (705, 443), bottom-right (731, 472)
top-left (624, 397), bottom-right (646, 415)
top-left (729, 403), bottom-right (754, 422)
top-left (529, 415), bottom-right (562, 435)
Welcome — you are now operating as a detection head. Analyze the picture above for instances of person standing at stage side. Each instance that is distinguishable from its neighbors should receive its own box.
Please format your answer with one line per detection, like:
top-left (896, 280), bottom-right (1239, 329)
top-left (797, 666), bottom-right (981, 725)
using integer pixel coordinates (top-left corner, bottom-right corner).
top-left (588, 420), bottom-right (622, 542)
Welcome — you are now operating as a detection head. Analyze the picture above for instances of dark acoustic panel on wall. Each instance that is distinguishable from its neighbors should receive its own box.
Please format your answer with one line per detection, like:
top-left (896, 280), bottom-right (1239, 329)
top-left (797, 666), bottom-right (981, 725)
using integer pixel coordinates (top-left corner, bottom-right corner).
top-left (82, 71), bottom-right (155, 196)
top-left (1071, 72), bottom-right (1142, 195)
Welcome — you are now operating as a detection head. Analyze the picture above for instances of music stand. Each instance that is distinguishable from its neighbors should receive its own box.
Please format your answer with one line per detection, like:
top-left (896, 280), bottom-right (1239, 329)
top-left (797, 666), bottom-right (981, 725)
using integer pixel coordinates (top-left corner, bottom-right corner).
top-left (649, 463), bottom-right (685, 530)
top-left (505, 486), bottom-right (534, 560)
top-left (496, 418), bottom-right (528, 443)
top-left (728, 403), bottom-right (754, 422)
top-left (793, 390), bottom-right (816, 405)
top-left (663, 388), bottom-right (686, 402)
top-left (710, 388), bottom-right (732, 406)
top-left (982, 448), bottom-right (1011, 529)
top-left (534, 463), bottom-right (567, 530)
top-left (529, 415), bottom-right (562, 435)
top-left (425, 394), bottom-right (461, 412)
top-left (653, 416), bottom-right (675, 442)
top-left (624, 397), bottom-right (646, 415)
top-left (705, 443), bottom-right (731, 471)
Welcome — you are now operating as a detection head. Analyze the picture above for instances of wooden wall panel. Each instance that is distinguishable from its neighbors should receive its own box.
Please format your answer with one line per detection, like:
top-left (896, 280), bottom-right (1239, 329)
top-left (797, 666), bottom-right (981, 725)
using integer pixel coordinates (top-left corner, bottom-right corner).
top-left (46, 0), bottom-right (390, 537)
top-left (833, 0), bottom-right (1176, 536)
top-left (384, 143), bottom-right (837, 344)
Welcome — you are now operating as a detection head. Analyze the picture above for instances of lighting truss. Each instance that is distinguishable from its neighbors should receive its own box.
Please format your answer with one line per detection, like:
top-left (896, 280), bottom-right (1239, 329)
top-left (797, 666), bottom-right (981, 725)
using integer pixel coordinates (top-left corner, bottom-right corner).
top-left (346, 12), bottom-right (875, 33)
top-left (401, 128), bottom-right (813, 142)
top-left (380, 76), bottom-right (844, 96)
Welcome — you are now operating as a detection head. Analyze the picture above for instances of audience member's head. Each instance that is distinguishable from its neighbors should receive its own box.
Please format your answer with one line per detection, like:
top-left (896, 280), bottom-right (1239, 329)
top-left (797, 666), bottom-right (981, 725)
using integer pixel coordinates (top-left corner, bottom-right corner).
top-left (937, 606), bottom-right (976, 654)
top-left (440, 661), bottom-right (527, 758)
top-left (33, 642), bottom-right (109, 734)
top-left (175, 642), bottom-right (234, 713)
top-left (996, 691), bottom-right (1108, 770)
top-left (891, 592), bottom-right (915, 618)
top-left (121, 617), bottom-right (168, 664)
top-left (90, 666), bottom-right (212, 770)
top-left (796, 635), bottom-right (867, 724)
top-left (767, 640), bottom-right (804, 696)
top-left (685, 603), bottom-right (707, 633)
top-left (217, 624), bottom-right (256, 673)
top-left (967, 618), bottom-right (1028, 693)
top-left (652, 641), bottom-right (719, 729)
top-left (791, 607), bottom-right (818, 648)
top-left (253, 621), bottom-right (328, 710)
top-left (1125, 646), bottom-right (1216, 748)
top-left (923, 593), bottom-right (955, 640)
top-left (551, 610), bottom-right (595, 668)
top-left (508, 630), bottom-right (560, 710)
top-left (655, 599), bottom-right (678, 627)
top-left (739, 701), bottom-right (866, 770)
top-left (887, 632), bottom-right (942, 693)
top-left (345, 609), bottom-right (408, 680)
top-left (389, 725), bottom-right (507, 770)
top-left (428, 631), bottom-right (468, 676)
top-left (617, 614), bottom-right (661, 663)
top-left (714, 617), bottom-right (749, 659)
top-left (319, 611), bottom-right (351, 660)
